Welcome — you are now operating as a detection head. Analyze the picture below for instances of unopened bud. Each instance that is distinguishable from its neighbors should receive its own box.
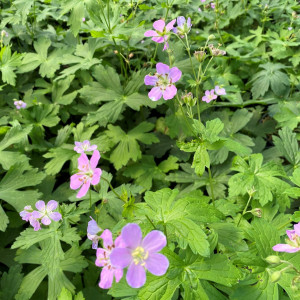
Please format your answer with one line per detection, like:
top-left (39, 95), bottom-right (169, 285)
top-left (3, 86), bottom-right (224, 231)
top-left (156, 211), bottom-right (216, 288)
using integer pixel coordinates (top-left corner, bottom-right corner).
top-left (95, 207), bottom-right (100, 215)
top-left (181, 91), bottom-right (193, 105)
top-left (270, 271), bottom-right (282, 283)
top-left (129, 53), bottom-right (134, 58)
top-left (265, 256), bottom-right (281, 265)
top-left (208, 34), bottom-right (215, 40)
top-left (250, 208), bottom-right (262, 218)
top-left (114, 50), bottom-right (118, 54)
top-left (103, 198), bottom-right (108, 204)
top-left (292, 11), bottom-right (297, 19)
top-left (194, 50), bottom-right (206, 62)
top-left (247, 187), bottom-right (256, 197)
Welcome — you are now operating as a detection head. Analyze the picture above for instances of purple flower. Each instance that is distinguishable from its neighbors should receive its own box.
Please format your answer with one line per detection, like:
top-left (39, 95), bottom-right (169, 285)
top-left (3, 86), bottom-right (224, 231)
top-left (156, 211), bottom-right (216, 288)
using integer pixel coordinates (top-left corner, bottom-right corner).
top-left (1, 30), bottom-right (8, 37)
top-left (20, 205), bottom-right (33, 222)
top-left (144, 63), bottom-right (182, 101)
top-left (74, 140), bottom-right (97, 153)
top-left (211, 3), bottom-right (216, 9)
top-left (32, 200), bottom-right (62, 225)
top-left (14, 100), bottom-right (26, 109)
top-left (288, 27), bottom-right (293, 31)
top-left (110, 223), bottom-right (169, 288)
top-left (202, 89), bottom-right (218, 103)
top-left (95, 229), bottom-right (125, 289)
top-left (215, 85), bottom-right (226, 95)
top-left (87, 217), bottom-right (102, 249)
top-left (173, 16), bottom-right (192, 37)
top-left (70, 150), bottom-right (102, 198)
top-left (273, 223), bottom-right (300, 253)
top-left (144, 19), bottom-right (176, 51)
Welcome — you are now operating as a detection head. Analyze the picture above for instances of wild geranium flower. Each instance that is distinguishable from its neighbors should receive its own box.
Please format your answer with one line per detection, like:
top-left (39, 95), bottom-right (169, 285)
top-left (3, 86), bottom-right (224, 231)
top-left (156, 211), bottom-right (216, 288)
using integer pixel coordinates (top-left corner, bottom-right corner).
top-left (173, 16), bottom-right (192, 37)
top-left (87, 217), bottom-right (102, 249)
top-left (74, 140), bottom-right (97, 153)
top-left (211, 2), bottom-right (216, 9)
top-left (20, 205), bottom-right (41, 231)
top-left (144, 19), bottom-right (176, 50)
top-left (95, 229), bottom-right (125, 289)
top-left (32, 200), bottom-right (62, 225)
top-left (110, 223), bottom-right (169, 288)
top-left (215, 85), bottom-right (226, 95)
top-left (144, 63), bottom-right (182, 101)
top-left (70, 150), bottom-right (102, 198)
top-left (273, 223), bottom-right (300, 253)
top-left (14, 100), bottom-right (26, 109)
top-left (202, 89), bottom-right (218, 103)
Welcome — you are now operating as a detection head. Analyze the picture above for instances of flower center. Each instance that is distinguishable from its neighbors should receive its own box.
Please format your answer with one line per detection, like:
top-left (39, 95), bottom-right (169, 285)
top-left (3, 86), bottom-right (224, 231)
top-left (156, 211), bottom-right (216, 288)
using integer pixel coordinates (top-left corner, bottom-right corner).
top-left (132, 246), bottom-right (149, 266)
top-left (156, 74), bottom-right (171, 90)
top-left (288, 234), bottom-right (300, 247)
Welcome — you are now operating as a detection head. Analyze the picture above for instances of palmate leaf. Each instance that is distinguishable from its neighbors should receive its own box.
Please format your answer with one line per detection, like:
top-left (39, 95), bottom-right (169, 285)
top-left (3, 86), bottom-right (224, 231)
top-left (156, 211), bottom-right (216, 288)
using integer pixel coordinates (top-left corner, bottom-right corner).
top-left (123, 155), bottom-right (178, 190)
top-left (106, 122), bottom-right (159, 170)
top-left (228, 154), bottom-right (291, 207)
top-left (0, 163), bottom-right (46, 212)
top-left (0, 46), bottom-right (23, 86)
top-left (143, 189), bottom-right (210, 256)
top-left (12, 226), bottom-right (87, 300)
top-left (250, 62), bottom-right (290, 99)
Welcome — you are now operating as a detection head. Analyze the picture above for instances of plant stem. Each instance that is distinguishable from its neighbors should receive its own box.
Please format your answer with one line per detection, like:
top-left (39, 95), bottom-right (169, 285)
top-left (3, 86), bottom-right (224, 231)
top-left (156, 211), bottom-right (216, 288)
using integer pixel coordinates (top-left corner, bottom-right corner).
top-left (208, 167), bottom-right (215, 206)
top-left (237, 194), bottom-right (253, 226)
top-left (185, 34), bottom-right (197, 79)
top-left (146, 215), bottom-right (156, 230)
top-left (89, 189), bottom-right (92, 208)
top-left (101, 177), bottom-right (126, 203)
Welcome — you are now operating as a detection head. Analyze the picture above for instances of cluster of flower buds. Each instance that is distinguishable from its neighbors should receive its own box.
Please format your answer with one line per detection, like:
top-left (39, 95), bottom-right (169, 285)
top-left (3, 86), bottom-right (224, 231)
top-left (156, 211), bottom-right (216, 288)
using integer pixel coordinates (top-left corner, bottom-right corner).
top-left (194, 50), bottom-right (206, 62)
top-left (209, 44), bottom-right (226, 56)
top-left (181, 91), bottom-right (196, 107)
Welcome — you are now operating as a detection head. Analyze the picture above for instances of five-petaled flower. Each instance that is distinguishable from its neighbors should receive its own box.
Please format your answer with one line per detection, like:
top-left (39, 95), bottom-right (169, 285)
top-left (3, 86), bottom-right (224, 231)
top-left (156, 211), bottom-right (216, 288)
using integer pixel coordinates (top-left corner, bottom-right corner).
top-left (32, 200), bottom-right (62, 225)
top-left (202, 89), bottom-right (217, 103)
top-left (215, 85), bottom-right (226, 96)
top-left (74, 140), bottom-right (97, 154)
top-left (70, 150), bottom-right (102, 198)
top-left (273, 222), bottom-right (300, 253)
top-left (87, 216), bottom-right (102, 249)
top-left (144, 19), bottom-right (176, 50)
top-left (144, 63), bottom-right (182, 101)
top-left (173, 16), bottom-right (192, 38)
top-left (110, 223), bottom-right (169, 288)
top-left (95, 229), bottom-right (125, 289)
top-left (20, 205), bottom-right (41, 231)
top-left (14, 100), bottom-right (26, 109)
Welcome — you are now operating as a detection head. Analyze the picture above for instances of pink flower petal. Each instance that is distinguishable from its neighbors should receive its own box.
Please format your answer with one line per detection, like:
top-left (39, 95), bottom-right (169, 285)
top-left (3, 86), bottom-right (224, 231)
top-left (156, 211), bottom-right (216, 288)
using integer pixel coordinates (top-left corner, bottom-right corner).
top-left (156, 62), bottom-right (170, 75)
top-left (144, 75), bottom-right (158, 86)
top-left (273, 244), bottom-right (300, 253)
top-left (163, 42), bottom-right (169, 51)
top-left (32, 211), bottom-right (43, 219)
top-left (70, 174), bottom-right (83, 190)
top-left (99, 266), bottom-right (114, 289)
top-left (153, 20), bottom-right (165, 32)
top-left (41, 216), bottom-right (51, 225)
top-left (49, 212), bottom-right (62, 222)
top-left (35, 200), bottom-right (45, 211)
top-left (100, 229), bottom-right (113, 248)
top-left (46, 200), bottom-right (58, 211)
top-left (113, 268), bottom-right (123, 283)
top-left (77, 182), bottom-right (90, 198)
top-left (91, 168), bottom-right (102, 185)
top-left (115, 235), bottom-right (126, 248)
top-left (126, 262), bottom-right (146, 288)
top-left (152, 36), bottom-right (164, 43)
top-left (121, 223), bottom-right (142, 249)
top-left (294, 223), bottom-right (300, 236)
top-left (142, 230), bottom-right (167, 253)
top-left (110, 248), bottom-right (132, 268)
top-left (165, 19), bottom-right (176, 32)
top-left (95, 248), bottom-right (106, 267)
top-left (148, 87), bottom-right (163, 101)
top-left (144, 30), bottom-right (158, 37)
top-left (78, 153), bottom-right (89, 170)
top-left (90, 150), bottom-right (100, 169)
top-left (163, 85), bottom-right (177, 100)
top-left (169, 67), bottom-right (182, 83)
top-left (145, 253), bottom-right (169, 275)
top-left (286, 230), bottom-right (295, 240)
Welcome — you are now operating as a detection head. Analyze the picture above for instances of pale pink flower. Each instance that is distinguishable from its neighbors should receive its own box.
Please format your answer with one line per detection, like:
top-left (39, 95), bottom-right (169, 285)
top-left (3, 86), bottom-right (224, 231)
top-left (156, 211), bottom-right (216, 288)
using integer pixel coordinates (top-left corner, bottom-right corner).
top-left (70, 150), bottom-right (102, 198)
top-left (215, 85), bottom-right (226, 95)
top-left (14, 100), bottom-right (26, 109)
top-left (95, 229), bottom-right (125, 289)
top-left (32, 200), bottom-right (62, 225)
top-left (144, 19), bottom-right (176, 51)
top-left (202, 89), bottom-right (218, 103)
top-left (144, 63), bottom-right (182, 101)
top-left (87, 216), bottom-right (102, 249)
top-left (273, 223), bottom-right (300, 253)
top-left (74, 140), bottom-right (97, 153)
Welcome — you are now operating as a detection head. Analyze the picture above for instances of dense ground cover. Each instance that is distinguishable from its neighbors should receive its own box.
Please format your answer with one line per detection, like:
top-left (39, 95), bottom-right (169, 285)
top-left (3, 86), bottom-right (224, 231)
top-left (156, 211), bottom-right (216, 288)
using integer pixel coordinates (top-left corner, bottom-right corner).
top-left (0, 0), bottom-right (300, 299)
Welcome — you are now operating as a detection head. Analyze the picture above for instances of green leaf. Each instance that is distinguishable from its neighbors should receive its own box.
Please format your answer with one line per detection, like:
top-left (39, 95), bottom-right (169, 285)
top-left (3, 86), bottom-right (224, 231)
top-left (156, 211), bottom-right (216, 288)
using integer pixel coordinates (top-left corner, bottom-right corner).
top-left (107, 122), bottom-right (159, 170)
top-left (0, 204), bottom-right (9, 232)
top-left (192, 144), bottom-right (210, 176)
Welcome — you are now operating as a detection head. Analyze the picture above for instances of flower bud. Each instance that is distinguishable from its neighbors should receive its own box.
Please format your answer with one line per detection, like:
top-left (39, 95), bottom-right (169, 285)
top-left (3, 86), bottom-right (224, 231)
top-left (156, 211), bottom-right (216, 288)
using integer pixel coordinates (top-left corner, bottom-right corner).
top-left (194, 50), bottom-right (206, 62)
top-left (265, 256), bottom-right (281, 265)
top-left (181, 91), bottom-right (196, 106)
top-left (128, 53), bottom-right (134, 58)
top-left (250, 208), bottom-right (262, 218)
top-left (208, 34), bottom-right (215, 40)
top-left (270, 271), bottom-right (282, 283)
top-left (114, 50), bottom-right (118, 54)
